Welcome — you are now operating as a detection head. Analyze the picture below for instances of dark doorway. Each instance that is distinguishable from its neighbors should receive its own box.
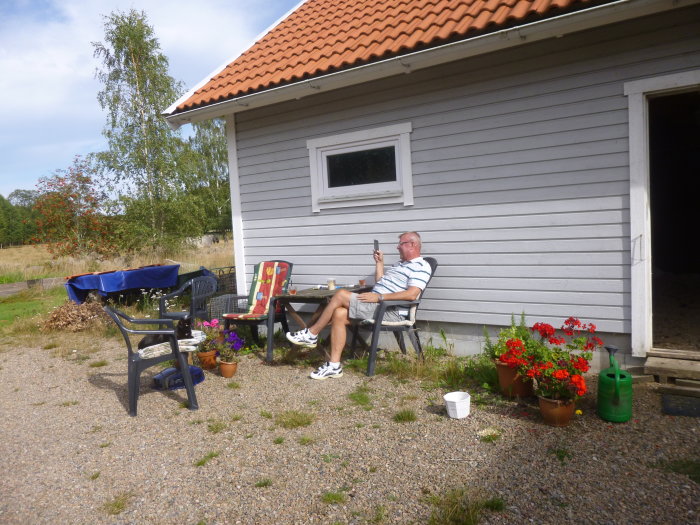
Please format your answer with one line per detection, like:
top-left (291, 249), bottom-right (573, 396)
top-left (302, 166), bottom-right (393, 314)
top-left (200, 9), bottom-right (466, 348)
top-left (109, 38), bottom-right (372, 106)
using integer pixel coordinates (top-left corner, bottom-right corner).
top-left (649, 90), bottom-right (700, 350)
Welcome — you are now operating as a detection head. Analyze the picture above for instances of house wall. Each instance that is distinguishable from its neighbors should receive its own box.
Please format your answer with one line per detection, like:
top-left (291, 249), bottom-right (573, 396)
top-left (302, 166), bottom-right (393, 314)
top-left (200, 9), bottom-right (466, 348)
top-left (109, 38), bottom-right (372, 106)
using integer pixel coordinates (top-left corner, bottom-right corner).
top-left (231, 6), bottom-right (700, 357)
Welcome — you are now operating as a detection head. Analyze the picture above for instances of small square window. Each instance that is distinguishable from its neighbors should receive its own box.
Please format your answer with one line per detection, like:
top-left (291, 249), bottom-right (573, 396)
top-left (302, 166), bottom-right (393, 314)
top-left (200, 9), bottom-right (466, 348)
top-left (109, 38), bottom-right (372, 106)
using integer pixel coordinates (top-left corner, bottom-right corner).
top-left (327, 146), bottom-right (396, 188)
top-left (307, 123), bottom-right (414, 212)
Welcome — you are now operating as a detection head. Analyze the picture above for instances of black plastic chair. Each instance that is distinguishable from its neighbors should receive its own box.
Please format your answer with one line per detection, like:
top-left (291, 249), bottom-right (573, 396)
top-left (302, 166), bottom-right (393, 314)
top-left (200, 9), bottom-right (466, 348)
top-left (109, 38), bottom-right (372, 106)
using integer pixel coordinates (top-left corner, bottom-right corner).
top-left (350, 257), bottom-right (438, 376)
top-left (159, 275), bottom-right (218, 322)
top-left (103, 306), bottom-right (199, 416)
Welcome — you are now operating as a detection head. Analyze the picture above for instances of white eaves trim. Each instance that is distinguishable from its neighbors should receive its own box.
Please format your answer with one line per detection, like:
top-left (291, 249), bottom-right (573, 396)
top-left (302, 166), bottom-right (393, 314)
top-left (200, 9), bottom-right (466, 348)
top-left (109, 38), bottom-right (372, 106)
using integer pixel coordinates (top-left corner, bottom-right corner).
top-left (164, 0), bottom-right (699, 129)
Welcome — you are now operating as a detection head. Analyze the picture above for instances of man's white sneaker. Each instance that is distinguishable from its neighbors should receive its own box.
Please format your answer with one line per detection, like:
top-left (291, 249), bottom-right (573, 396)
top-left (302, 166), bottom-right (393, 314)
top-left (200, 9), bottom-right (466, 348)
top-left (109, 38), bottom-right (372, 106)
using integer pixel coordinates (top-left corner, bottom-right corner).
top-left (286, 328), bottom-right (318, 349)
top-left (310, 362), bottom-right (343, 380)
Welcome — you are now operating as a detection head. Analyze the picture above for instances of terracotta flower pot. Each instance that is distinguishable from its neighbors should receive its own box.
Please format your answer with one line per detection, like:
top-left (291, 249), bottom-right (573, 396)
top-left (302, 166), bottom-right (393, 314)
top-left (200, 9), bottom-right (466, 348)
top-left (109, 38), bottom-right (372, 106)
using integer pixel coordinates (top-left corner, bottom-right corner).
top-left (197, 349), bottom-right (218, 370)
top-left (219, 360), bottom-right (238, 378)
top-left (538, 396), bottom-right (576, 427)
top-left (495, 361), bottom-right (534, 399)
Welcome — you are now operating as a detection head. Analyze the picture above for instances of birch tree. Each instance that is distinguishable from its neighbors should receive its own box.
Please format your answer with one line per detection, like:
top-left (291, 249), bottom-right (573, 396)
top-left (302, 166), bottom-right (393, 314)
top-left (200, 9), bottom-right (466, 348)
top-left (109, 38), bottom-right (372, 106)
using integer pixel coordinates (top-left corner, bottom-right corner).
top-left (93, 9), bottom-right (196, 250)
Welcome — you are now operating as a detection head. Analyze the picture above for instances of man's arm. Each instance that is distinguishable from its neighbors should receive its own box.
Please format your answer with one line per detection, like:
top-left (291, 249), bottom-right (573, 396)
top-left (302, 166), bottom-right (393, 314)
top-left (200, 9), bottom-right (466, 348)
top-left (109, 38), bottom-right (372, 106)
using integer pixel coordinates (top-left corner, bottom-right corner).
top-left (359, 286), bottom-right (422, 303)
top-left (373, 249), bottom-right (384, 282)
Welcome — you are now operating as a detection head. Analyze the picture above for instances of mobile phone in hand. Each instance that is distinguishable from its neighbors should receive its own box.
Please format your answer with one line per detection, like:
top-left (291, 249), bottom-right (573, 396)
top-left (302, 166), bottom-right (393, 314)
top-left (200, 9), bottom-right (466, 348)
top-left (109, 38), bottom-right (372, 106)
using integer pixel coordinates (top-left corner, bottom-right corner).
top-left (373, 239), bottom-right (379, 252)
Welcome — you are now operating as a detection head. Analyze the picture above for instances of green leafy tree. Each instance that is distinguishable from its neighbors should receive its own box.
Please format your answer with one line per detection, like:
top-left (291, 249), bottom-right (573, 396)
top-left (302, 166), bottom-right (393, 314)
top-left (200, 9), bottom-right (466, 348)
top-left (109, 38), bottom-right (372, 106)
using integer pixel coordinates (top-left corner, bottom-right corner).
top-left (183, 118), bottom-right (231, 233)
top-left (32, 156), bottom-right (115, 257)
top-left (93, 9), bottom-right (198, 251)
top-left (8, 189), bottom-right (39, 244)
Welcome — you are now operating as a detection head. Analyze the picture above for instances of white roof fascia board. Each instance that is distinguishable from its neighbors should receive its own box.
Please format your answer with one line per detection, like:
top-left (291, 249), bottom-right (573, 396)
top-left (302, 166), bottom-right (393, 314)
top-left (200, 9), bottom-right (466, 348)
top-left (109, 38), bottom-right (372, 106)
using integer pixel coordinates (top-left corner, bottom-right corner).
top-left (165, 0), bottom-right (697, 129)
top-left (163, 0), bottom-right (308, 118)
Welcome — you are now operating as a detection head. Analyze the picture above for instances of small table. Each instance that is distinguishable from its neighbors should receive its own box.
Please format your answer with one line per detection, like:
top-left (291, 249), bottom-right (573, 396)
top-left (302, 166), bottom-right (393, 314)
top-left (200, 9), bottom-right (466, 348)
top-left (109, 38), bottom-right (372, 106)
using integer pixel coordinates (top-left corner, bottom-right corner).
top-left (266, 286), bottom-right (369, 362)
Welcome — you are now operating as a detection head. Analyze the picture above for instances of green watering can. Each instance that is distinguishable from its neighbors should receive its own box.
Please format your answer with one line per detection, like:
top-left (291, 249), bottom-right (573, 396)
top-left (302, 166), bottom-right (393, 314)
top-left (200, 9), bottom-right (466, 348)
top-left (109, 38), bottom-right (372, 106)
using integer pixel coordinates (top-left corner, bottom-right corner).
top-left (597, 345), bottom-right (633, 423)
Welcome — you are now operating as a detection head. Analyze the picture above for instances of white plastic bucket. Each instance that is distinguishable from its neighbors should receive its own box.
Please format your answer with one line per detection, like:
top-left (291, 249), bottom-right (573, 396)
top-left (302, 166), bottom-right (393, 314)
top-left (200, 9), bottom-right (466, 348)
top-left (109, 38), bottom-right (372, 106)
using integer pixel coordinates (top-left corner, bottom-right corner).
top-left (444, 391), bottom-right (471, 419)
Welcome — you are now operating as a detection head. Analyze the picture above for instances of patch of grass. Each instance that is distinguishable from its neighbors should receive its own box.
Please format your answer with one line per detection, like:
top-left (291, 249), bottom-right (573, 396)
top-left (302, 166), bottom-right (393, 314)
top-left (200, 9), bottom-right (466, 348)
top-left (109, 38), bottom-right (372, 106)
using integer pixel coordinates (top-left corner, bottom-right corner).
top-left (207, 420), bottom-right (228, 434)
top-left (89, 359), bottom-right (108, 368)
top-left (59, 400), bottom-right (79, 407)
top-left (321, 491), bottom-right (347, 504)
top-left (255, 478), bottom-right (273, 488)
top-left (656, 458), bottom-right (700, 484)
top-left (103, 492), bottom-right (133, 515)
top-left (370, 504), bottom-right (388, 523)
top-left (43, 342), bottom-right (58, 350)
top-left (99, 441), bottom-right (112, 448)
top-left (89, 471), bottom-right (100, 480)
top-left (31, 401), bottom-right (46, 406)
top-left (392, 409), bottom-right (417, 423)
top-left (549, 447), bottom-right (572, 463)
top-left (88, 425), bottom-right (102, 433)
top-left (227, 381), bottom-right (241, 389)
top-left (260, 410), bottom-right (273, 419)
top-left (348, 384), bottom-right (373, 409)
top-left (426, 487), bottom-right (504, 525)
top-left (275, 410), bottom-right (314, 429)
top-left (194, 451), bottom-right (220, 467)
top-left (322, 453), bottom-right (340, 463)
top-left (273, 437), bottom-right (284, 444)
top-left (298, 436), bottom-right (314, 445)
top-left (230, 414), bottom-right (243, 422)
top-left (478, 427), bottom-right (502, 443)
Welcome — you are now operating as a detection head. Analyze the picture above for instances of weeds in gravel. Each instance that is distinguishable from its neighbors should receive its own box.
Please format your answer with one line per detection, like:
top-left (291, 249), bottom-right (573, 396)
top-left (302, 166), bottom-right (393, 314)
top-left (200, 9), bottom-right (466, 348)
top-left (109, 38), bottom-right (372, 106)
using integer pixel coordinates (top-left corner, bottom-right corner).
top-left (425, 487), bottom-right (503, 525)
top-left (227, 381), bottom-right (240, 389)
top-left (393, 409), bottom-right (417, 423)
top-left (194, 451), bottom-right (220, 466)
top-left (260, 410), bottom-right (273, 419)
top-left (207, 420), bottom-right (228, 434)
top-left (273, 437), bottom-right (284, 444)
top-left (655, 458), bottom-right (700, 483)
top-left (103, 492), bottom-right (133, 515)
top-left (348, 384), bottom-right (373, 409)
top-left (321, 491), bottom-right (346, 504)
top-left (89, 359), bottom-right (108, 368)
top-left (89, 471), bottom-right (100, 480)
top-left (255, 478), bottom-right (273, 487)
top-left (230, 414), bottom-right (243, 422)
top-left (59, 400), bottom-right (78, 406)
top-left (478, 427), bottom-right (502, 443)
top-left (99, 441), bottom-right (112, 448)
top-left (298, 436), bottom-right (314, 445)
top-left (275, 410), bottom-right (314, 428)
top-left (549, 447), bottom-right (573, 463)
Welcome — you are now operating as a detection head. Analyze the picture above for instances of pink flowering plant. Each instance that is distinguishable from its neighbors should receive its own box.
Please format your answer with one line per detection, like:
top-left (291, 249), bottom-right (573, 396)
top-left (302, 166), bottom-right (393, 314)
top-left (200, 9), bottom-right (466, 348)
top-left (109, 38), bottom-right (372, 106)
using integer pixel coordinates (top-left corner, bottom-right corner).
top-left (196, 318), bottom-right (245, 362)
top-left (486, 315), bottom-right (604, 401)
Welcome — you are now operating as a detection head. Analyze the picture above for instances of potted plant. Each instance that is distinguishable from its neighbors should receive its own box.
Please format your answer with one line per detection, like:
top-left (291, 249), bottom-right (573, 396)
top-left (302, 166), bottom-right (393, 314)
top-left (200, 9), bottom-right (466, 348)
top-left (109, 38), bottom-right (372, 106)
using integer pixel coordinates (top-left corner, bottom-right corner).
top-left (525, 317), bottom-right (603, 426)
top-left (217, 330), bottom-right (245, 378)
top-left (484, 314), bottom-right (537, 398)
top-left (195, 319), bottom-right (224, 370)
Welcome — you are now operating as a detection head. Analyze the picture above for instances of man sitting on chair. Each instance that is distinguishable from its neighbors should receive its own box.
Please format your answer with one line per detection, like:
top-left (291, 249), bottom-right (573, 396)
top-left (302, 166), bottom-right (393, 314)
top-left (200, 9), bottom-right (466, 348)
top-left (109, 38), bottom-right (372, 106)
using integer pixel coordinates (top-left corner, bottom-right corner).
top-left (286, 231), bottom-right (432, 380)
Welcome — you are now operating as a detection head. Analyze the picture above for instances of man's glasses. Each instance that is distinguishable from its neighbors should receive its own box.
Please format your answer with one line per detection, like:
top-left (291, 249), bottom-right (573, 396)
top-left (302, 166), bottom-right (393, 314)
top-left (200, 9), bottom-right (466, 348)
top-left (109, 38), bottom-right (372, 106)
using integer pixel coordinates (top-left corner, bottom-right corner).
top-left (397, 241), bottom-right (413, 246)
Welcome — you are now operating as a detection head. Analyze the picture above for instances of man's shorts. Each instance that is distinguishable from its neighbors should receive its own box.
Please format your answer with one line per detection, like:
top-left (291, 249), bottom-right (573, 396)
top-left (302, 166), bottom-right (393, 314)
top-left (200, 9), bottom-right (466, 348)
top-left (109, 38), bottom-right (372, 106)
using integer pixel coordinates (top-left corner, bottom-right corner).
top-left (349, 293), bottom-right (403, 323)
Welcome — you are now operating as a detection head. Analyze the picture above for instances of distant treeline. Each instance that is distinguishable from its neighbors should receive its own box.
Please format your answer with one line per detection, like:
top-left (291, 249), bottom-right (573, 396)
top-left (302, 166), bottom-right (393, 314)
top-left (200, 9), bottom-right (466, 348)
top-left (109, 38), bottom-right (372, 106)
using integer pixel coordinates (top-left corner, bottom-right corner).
top-left (0, 191), bottom-right (37, 247)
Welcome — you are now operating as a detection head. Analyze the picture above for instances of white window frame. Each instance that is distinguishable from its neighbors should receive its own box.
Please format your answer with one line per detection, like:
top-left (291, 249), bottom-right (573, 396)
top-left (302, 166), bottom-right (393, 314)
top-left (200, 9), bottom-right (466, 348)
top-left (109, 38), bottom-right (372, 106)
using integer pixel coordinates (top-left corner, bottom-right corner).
top-left (307, 122), bottom-right (414, 213)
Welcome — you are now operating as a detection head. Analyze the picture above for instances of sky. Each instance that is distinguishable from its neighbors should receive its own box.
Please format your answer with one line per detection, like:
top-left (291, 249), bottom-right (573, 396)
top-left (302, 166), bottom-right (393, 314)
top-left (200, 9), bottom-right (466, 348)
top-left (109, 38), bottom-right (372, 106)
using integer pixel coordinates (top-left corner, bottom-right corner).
top-left (0, 0), bottom-right (301, 199)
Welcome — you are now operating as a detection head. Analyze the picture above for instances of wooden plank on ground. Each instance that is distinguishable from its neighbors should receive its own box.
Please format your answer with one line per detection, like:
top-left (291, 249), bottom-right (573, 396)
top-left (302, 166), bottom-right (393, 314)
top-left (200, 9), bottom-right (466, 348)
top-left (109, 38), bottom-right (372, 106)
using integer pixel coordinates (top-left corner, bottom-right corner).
top-left (648, 348), bottom-right (700, 361)
top-left (657, 384), bottom-right (700, 398)
top-left (644, 357), bottom-right (700, 380)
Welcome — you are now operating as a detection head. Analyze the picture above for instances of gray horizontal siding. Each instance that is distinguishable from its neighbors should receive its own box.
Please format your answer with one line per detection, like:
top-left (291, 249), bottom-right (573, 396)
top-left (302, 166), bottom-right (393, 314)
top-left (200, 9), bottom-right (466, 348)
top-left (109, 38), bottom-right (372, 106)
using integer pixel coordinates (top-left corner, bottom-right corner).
top-left (231, 6), bottom-right (700, 333)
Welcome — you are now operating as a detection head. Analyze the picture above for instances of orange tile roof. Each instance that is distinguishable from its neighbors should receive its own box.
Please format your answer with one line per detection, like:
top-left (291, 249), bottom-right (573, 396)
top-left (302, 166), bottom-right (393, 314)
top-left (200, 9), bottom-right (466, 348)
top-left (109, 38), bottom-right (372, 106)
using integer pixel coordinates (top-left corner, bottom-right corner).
top-left (174, 0), bottom-right (603, 114)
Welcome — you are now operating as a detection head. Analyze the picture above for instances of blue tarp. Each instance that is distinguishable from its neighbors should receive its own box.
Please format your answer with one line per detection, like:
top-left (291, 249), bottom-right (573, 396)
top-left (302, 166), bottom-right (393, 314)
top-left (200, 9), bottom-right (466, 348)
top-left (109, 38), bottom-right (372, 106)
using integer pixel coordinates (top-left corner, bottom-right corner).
top-left (65, 264), bottom-right (180, 304)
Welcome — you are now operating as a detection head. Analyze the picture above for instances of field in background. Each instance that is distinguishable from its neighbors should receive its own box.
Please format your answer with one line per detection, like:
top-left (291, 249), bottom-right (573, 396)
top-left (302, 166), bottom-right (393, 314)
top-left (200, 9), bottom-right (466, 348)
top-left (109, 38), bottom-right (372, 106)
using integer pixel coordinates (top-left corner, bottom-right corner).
top-left (0, 240), bottom-right (235, 284)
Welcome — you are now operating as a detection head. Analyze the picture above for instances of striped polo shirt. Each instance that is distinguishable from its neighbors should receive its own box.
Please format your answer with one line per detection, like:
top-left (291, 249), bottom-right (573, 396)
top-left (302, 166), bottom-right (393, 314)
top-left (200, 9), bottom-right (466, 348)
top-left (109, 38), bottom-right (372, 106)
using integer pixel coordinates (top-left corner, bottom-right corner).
top-left (373, 257), bottom-right (432, 296)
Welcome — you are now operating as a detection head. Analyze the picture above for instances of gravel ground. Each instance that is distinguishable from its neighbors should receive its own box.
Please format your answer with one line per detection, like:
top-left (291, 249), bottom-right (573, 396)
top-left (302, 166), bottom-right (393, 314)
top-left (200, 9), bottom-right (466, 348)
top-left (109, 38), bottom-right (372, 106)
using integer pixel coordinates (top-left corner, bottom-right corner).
top-left (0, 340), bottom-right (698, 525)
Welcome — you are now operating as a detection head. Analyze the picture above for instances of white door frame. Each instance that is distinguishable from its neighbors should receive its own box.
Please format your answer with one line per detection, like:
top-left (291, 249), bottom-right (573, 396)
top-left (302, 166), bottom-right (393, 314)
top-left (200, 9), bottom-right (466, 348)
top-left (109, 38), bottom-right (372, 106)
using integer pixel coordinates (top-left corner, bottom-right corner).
top-left (624, 70), bottom-right (700, 356)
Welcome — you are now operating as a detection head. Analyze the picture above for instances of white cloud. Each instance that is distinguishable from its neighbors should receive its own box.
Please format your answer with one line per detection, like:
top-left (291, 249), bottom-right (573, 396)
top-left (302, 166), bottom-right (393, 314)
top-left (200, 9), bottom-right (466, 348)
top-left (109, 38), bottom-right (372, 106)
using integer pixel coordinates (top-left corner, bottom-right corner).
top-left (0, 0), bottom-right (300, 197)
